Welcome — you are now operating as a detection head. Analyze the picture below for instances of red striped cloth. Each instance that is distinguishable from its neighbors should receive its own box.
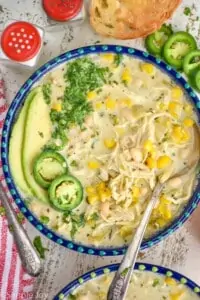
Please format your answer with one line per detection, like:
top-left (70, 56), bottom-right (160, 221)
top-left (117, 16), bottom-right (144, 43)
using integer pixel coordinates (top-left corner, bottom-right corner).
top-left (0, 75), bottom-right (35, 300)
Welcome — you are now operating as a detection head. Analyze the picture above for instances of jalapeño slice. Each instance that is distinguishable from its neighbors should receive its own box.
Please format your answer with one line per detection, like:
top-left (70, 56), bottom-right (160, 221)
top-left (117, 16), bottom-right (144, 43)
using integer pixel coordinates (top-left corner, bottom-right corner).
top-left (189, 69), bottom-right (200, 91)
top-left (194, 69), bottom-right (200, 91)
top-left (49, 174), bottom-right (83, 211)
top-left (145, 24), bottom-right (173, 56)
top-left (33, 150), bottom-right (67, 189)
top-left (183, 50), bottom-right (200, 76)
top-left (163, 31), bottom-right (197, 69)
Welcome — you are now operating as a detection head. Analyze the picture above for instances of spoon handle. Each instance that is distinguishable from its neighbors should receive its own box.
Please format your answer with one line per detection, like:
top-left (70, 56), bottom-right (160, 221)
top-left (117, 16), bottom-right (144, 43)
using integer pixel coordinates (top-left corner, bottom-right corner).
top-left (0, 186), bottom-right (42, 277)
top-left (107, 182), bottom-right (163, 300)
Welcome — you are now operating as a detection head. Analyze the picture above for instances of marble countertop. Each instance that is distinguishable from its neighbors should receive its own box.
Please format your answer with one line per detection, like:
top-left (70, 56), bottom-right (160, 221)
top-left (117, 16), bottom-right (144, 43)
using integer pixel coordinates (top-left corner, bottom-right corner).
top-left (0, 0), bottom-right (200, 299)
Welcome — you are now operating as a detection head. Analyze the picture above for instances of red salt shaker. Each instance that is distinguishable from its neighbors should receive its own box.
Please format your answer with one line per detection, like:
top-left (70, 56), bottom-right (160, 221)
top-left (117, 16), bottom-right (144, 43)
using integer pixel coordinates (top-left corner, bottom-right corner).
top-left (0, 20), bottom-right (44, 67)
top-left (42, 0), bottom-right (85, 31)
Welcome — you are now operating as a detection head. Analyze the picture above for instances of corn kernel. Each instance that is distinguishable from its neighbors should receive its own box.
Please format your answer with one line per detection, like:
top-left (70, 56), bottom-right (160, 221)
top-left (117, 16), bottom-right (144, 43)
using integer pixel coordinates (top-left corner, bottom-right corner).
top-left (184, 104), bottom-right (193, 115)
top-left (150, 148), bottom-right (157, 158)
top-left (132, 186), bottom-right (140, 198)
top-left (155, 218), bottom-right (166, 227)
top-left (99, 188), bottom-right (112, 202)
top-left (87, 219), bottom-right (96, 227)
top-left (87, 194), bottom-right (99, 205)
top-left (143, 140), bottom-right (154, 152)
top-left (86, 186), bottom-right (96, 194)
top-left (146, 157), bottom-right (157, 169)
top-left (121, 68), bottom-right (132, 83)
top-left (88, 160), bottom-right (100, 169)
top-left (87, 91), bottom-right (96, 100)
top-left (158, 102), bottom-right (167, 111)
top-left (104, 138), bottom-right (116, 149)
top-left (96, 181), bottom-right (106, 191)
top-left (168, 101), bottom-right (181, 118)
top-left (172, 125), bottom-right (190, 143)
top-left (120, 226), bottom-right (133, 238)
top-left (170, 291), bottom-right (184, 300)
top-left (98, 292), bottom-right (106, 299)
top-left (116, 127), bottom-right (125, 136)
top-left (52, 103), bottom-right (62, 112)
top-left (101, 53), bottom-right (114, 62)
top-left (105, 97), bottom-right (116, 109)
top-left (95, 101), bottom-right (103, 109)
top-left (88, 234), bottom-right (104, 243)
top-left (172, 125), bottom-right (183, 141)
top-left (141, 63), bottom-right (154, 74)
top-left (166, 119), bottom-right (171, 128)
top-left (171, 86), bottom-right (183, 99)
top-left (183, 117), bottom-right (194, 127)
top-left (120, 98), bottom-right (132, 108)
top-left (132, 197), bottom-right (139, 204)
top-left (157, 155), bottom-right (172, 169)
top-left (102, 275), bottom-right (110, 284)
top-left (181, 130), bottom-right (190, 142)
top-left (163, 208), bottom-right (172, 220)
top-left (160, 195), bottom-right (170, 205)
top-left (165, 277), bottom-right (177, 286)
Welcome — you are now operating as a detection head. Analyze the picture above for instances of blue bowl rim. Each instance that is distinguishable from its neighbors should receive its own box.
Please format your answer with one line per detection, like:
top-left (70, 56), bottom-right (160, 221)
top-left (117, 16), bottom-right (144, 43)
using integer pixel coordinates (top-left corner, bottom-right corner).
top-left (53, 262), bottom-right (200, 299)
top-left (1, 44), bottom-right (200, 257)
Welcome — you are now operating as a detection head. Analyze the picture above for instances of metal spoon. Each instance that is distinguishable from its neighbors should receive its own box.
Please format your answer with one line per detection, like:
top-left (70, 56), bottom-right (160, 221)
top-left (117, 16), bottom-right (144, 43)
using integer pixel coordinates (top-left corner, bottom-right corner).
top-left (0, 184), bottom-right (42, 276)
top-left (107, 124), bottom-right (200, 300)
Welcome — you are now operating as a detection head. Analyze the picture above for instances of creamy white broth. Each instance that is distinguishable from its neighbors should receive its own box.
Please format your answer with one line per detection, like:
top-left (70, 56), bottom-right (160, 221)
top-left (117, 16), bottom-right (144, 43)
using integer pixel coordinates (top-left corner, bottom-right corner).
top-left (14, 53), bottom-right (198, 247)
top-left (65, 271), bottom-right (199, 300)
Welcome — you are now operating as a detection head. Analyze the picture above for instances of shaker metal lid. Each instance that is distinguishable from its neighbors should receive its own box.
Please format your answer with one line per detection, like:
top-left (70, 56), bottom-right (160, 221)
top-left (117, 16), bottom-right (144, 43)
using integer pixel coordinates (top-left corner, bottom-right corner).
top-left (42, 0), bottom-right (83, 22)
top-left (0, 21), bottom-right (42, 62)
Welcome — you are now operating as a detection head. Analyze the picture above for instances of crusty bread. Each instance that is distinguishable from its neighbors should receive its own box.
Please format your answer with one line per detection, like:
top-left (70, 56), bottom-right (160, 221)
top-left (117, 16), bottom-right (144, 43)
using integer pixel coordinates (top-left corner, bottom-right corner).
top-left (90, 0), bottom-right (182, 40)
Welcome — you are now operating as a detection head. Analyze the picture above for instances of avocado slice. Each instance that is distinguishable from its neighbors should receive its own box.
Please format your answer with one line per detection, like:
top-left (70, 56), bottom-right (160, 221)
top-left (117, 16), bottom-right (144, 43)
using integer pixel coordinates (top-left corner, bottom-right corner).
top-left (9, 88), bottom-right (38, 196)
top-left (22, 87), bottom-right (51, 203)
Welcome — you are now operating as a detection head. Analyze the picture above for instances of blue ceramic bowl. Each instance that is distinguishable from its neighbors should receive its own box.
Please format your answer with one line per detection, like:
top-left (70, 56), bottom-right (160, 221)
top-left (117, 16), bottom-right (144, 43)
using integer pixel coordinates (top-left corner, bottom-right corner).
top-left (1, 45), bottom-right (200, 256)
top-left (53, 263), bottom-right (200, 299)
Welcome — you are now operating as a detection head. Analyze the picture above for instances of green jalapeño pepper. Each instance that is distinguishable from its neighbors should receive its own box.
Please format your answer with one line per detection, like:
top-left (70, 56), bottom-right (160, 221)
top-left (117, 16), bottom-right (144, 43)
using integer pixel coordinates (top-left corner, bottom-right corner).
top-left (33, 150), bottom-right (67, 189)
top-left (183, 50), bottom-right (200, 76)
top-left (49, 175), bottom-right (83, 211)
top-left (145, 24), bottom-right (173, 56)
top-left (163, 31), bottom-right (197, 69)
top-left (189, 69), bottom-right (200, 91)
top-left (194, 69), bottom-right (200, 91)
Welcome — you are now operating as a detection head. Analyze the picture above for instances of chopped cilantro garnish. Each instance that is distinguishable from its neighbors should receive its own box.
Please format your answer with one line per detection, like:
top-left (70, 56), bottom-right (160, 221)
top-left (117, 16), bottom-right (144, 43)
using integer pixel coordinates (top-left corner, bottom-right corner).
top-left (42, 82), bottom-right (52, 105)
top-left (120, 267), bottom-right (130, 277)
top-left (24, 199), bottom-right (32, 207)
top-left (70, 214), bottom-right (86, 239)
top-left (48, 58), bottom-right (110, 150)
top-left (114, 54), bottom-right (123, 67)
top-left (62, 212), bottom-right (86, 239)
top-left (0, 206), bottom-right (5, 216)
top-left (33, 236), bottom-right (49, 259)
top-left (184, 6), bottom-right (191, 16)
top-left (110, 114), bottom-right (119, 125)
top-left (8, 225), bottom-right (14, 232)
top-left (152, 278), bottom-right (160, 287)
top-left (17, 212), bottom-right (25, 224)
top-left (68, 294), bottom-right (76, 300)
top-left (38, 131), bottom-right (44, 138)
top-left (122, 80), bottom-right (128, 87)
top-left (64, 57), bottom-right (110, 96)
top-left (46, 126), bottom-right (68, 151)
top-left (70, 160), bottom-right (78, 167)
top-left (90, 212), bottom-right (99, 221)
top-left (40, 215), bottom-right (50, 224)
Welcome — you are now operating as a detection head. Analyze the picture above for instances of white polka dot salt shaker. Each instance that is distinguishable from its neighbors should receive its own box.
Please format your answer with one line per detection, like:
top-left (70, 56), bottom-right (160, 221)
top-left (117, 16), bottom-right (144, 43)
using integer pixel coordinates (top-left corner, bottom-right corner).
top-left (0, 20), bottom-right (44, 67)
top-left (42, 0), bottom-right (85, 31)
